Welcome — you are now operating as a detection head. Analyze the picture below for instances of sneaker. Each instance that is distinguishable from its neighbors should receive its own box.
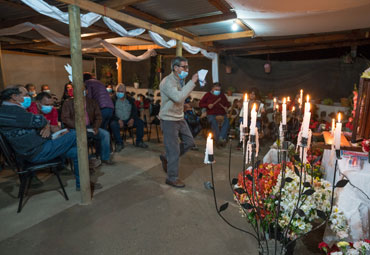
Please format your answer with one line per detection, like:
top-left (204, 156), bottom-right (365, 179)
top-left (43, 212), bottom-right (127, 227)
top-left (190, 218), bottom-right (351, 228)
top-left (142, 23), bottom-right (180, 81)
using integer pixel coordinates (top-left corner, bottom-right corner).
top-left (115, 143), bottom-right (124, 152)
top-left (89, 158), bottom-right (101, 168)
top-left (136, 141), bottom-right (148, 148)
top-left (165, 179), bottom-right (185, 188)
top-left (102, 159), bottom-right (115, 165)
top-left (159, 154), bottom-right (167, 173)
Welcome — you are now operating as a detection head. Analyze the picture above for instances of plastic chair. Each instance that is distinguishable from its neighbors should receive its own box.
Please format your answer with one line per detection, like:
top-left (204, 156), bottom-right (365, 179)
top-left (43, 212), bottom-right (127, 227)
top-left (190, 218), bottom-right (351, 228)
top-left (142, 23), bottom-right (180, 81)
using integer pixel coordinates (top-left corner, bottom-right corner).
top-left (0, 134), bottom-right (68, 213)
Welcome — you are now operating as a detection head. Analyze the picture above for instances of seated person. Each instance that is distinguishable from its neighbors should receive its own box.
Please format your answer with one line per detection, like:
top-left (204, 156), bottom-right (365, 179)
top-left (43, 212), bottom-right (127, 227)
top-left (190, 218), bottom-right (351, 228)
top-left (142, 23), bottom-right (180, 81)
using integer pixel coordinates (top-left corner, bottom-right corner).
top-left (110, 83), bottom-right (148, 152)
top-left (61, 89), bottom-right (114, 165)
top-left (27, 92), bottom-right (60, 133)
top-left (25, 83), bottom-right (37, 101)
top-left (135, 94), bottom-right (150, 124)
top-left (0, 86), bottom-right (99, 191)
top-left (106, 84), bottom-right (114, 98)
top-left (199, 83), bottom-right (231, 146)
top-left (184, 97), bottom-right (202, 138)
top-left (40, 84), bottom-right (59, 106)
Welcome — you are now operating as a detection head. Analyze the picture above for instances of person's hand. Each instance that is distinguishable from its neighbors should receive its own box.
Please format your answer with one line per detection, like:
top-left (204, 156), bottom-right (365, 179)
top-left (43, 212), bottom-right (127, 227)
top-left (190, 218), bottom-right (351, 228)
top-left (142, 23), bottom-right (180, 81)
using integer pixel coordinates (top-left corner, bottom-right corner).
top-left (127, 119), bottom-right (134, 127)
top-left (192, 73), bottom-right (199, 83)
top-left (220, 103), bottom-right (228, 112)
top-left (40, 124), bottom-right (51, 138)
top-left (208, 103), bottom-right (214, 109)
top-left (93, 128), bottom-right (99, 135)
top-left (118, 119), bottom-right (124, 129)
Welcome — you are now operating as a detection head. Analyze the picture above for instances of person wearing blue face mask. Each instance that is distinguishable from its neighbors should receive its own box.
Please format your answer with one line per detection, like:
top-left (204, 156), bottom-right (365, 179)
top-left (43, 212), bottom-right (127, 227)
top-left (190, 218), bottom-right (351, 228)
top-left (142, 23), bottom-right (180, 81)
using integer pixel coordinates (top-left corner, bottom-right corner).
top-left (109, 83), bottom-right (148, 152)
top-left (158, 56), bottom-right (199, 188)
top-left (199, 83), bottom-right (231, 147)
top-left (27, 92), bottom-right (61, 134)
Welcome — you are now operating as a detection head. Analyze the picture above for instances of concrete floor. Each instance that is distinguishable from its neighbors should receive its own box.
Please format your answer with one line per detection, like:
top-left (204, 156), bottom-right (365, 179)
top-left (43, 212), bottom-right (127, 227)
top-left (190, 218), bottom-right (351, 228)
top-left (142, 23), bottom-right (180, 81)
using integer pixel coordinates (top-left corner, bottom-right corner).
top-left (0, 134), bottom-right (322, 255)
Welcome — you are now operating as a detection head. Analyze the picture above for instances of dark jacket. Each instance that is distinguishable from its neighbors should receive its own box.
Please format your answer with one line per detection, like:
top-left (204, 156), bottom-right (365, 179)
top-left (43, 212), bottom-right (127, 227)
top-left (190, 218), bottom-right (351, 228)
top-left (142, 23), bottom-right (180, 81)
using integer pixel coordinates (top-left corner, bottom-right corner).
top-left (85, 79), bottom-right (114, 109)
top-left (112, 95), bottom-right (139, 121)
top-left (61, 97), bottom-right (102, 130)
top-left (0, 103), bottom-right (48, 160)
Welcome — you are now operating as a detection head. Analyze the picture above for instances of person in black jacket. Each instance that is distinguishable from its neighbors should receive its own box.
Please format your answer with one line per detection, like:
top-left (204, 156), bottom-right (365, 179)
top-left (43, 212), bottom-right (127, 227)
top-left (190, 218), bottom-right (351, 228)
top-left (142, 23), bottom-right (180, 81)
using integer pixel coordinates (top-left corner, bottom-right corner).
top-left (0, 86), bottom-right (99, 191)
top-left (109, 83), bottom-right (148, 152)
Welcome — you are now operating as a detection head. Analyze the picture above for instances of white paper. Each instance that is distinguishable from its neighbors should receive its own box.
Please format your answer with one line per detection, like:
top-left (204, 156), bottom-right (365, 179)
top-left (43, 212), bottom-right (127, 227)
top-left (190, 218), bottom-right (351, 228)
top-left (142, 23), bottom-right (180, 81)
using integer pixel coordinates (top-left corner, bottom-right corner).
top-left (51, 128), bottom-right (68, 140)
top-left (198, 69), bottom-right (208, 87)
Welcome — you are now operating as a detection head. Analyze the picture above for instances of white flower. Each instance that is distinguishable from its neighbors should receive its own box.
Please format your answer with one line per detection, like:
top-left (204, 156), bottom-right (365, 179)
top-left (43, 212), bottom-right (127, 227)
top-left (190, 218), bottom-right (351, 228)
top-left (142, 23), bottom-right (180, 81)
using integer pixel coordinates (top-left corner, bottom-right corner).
top-left (330, 252), bottom-right (343, 255)
top-left (346, 248), bottom-right (360, 255)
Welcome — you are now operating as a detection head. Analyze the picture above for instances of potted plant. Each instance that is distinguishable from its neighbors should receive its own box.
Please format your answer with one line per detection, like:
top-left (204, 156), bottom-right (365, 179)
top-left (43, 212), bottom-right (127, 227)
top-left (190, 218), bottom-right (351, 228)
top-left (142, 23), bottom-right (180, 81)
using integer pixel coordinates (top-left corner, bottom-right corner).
top-left (133, 73), bottom-right (140, 89)
top-left (227, 86), bottom-right (235, 96)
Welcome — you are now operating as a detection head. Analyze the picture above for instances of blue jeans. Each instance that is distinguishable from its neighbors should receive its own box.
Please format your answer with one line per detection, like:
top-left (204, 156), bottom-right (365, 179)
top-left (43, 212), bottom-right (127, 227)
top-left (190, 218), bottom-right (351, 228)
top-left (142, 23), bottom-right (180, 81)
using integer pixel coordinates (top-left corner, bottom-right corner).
top-left (100, 108), bottom-right (113, 130)
top-left (207, 114), bottom-right (229, 141)
top-left (30, 130), bottom-right (80, 188)
top-left (110, 117), bottom-right (145, 144)
top-left (91, 128), bottom-right (111, 161)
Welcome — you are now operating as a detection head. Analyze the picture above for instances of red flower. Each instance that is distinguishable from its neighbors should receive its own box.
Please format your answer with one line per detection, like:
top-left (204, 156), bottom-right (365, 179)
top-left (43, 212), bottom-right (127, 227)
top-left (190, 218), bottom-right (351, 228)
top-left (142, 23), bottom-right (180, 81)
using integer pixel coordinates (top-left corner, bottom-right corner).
top-left (318, 242), bottom-right (329, 249)
top-left (365, 239), bottom-right (370, 244)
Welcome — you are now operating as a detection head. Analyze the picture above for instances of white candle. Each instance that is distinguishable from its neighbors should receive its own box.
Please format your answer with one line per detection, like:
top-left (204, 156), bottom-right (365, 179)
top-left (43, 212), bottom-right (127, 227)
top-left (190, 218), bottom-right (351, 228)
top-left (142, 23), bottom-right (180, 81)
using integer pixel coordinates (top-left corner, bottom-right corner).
top-left (334, 113), bottom-right (342, 150)
top-left (302, 112), bottom-right (311, 138)
top-left (299, 89), bottom-right (303, 109)
top-left (287, 96), bottom-right (291, 103)
top-left (304, 95), bottom-right (310, 113)
top-left (206, 133), bottom-right (213, 155)
top-left (292, 106), bottom-right (295, 112)
top-left (282, 97), bottom-right (287, 125)
top-left (331, 118), bottom-right (335, 135)
top-left (243, 94), bottom-right (249, 128)
top-left (273, 97), bottom-right (277, 110)
top-left (250, 104), bottom-right (257, 135)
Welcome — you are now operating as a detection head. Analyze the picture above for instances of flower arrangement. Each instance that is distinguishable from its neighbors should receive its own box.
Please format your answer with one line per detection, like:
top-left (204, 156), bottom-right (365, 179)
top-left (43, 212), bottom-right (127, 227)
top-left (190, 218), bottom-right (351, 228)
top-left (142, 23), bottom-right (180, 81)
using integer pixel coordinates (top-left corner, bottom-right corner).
top-left (319, 239), bottom-right (370, 255)
top-left (362, 139), bottom-right (370, 153)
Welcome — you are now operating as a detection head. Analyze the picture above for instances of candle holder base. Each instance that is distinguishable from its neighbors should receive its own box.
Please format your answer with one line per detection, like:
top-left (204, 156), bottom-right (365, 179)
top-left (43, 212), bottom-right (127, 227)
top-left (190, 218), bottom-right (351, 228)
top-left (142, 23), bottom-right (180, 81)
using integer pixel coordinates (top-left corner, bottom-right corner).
top-left (300, 137), bottom-right (308, 148)
top-left (208, 154), bottom-right (215, 163)
top-left (335, 150), bottom-right (341, 160)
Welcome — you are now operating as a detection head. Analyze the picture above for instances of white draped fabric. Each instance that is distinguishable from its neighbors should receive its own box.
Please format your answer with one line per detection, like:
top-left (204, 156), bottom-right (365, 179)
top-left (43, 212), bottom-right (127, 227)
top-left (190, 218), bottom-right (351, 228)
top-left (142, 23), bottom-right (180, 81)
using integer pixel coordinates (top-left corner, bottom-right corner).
top-left (0, 22), bottom-right (155, 62)
top-left (149, 32), bottom-right (219, 83)
top-left (102, 17), bottom-right (145, 37)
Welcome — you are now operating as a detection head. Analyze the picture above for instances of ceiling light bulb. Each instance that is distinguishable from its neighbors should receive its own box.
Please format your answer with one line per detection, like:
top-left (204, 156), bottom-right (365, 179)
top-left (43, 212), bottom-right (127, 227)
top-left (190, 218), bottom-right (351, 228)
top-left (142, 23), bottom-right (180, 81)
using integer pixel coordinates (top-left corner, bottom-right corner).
top-left (231, 22), bottom-right (238, 31)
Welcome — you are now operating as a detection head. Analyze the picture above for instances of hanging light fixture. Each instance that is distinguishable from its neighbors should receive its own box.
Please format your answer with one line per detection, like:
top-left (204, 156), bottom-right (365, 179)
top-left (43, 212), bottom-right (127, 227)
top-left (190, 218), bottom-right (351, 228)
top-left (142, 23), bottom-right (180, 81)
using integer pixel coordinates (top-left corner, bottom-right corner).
top-left (231, 20), bottom-right (239, 31)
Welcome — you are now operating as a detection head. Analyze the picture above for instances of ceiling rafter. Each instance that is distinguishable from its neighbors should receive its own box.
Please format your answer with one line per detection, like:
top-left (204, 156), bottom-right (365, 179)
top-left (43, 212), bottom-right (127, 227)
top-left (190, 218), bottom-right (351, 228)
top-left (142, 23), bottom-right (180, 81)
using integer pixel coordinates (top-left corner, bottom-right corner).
top-left (196, 30), bottom-right (254, 42)
top-left (56, 0), bottom-right (206, 49)
top-left (161, 12), bottom-right (236, 29)
top-left (207, 0), bottom-right (232, 14)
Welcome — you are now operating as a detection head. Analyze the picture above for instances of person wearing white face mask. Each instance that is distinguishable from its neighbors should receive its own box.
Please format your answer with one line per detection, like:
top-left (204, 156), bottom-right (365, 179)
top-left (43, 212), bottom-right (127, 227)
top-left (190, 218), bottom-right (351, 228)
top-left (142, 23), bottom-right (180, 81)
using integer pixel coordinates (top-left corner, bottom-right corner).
top-left (199, 83), bottom-right (231, 146)
top-left (158, 56), bottom-right (199, 188)
top-left (27, 92), bottom-right (61, 133)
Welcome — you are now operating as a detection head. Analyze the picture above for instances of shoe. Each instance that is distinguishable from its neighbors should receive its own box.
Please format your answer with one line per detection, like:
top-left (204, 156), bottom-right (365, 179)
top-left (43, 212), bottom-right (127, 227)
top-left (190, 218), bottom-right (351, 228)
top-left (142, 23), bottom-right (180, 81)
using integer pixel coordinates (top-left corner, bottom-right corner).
top-left (76, 182), bottom-right (103, 191)
top-left (190, 145), bottom-right (199, 151)
top-left (165, 179), bottom-right (185, 188)
top-left (159, 154), bottom-right (167, 173)
top-left (115, 143), bottom-right (124, 152)
top-left (102, 159), bottom-right (115, 165)
top-left (89, 158), bottom-right (101, 168)
top-left (136, 141), bottom-right (148, 148)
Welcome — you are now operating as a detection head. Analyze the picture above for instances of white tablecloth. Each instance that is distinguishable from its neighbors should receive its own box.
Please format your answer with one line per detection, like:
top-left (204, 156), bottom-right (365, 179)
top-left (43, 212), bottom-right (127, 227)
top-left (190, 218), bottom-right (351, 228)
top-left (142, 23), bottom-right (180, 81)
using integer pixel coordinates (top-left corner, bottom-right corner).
top-left (322, 149), bottom-right (370, 241)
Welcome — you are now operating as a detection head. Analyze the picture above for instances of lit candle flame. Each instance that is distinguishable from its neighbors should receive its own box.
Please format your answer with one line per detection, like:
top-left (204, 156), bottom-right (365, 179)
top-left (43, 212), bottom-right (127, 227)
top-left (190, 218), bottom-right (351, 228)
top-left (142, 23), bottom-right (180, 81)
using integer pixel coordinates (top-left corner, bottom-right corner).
top-left (273, 97), bottom-right (276, 103)
top-left (338, 113), bottom-right (341, 123)
top-left (244, 93), bottom-right (248, 102)
top-left (208, 133), bottom-right (212, 139)
top-left (306, 95), bottom-right (310, 102)
top-left (252, 103), bottom-right (256, 111)
top-left (292, 106), bottom-right (295, 112)
top-left (276, 105), bottom-right (279, 110)
top-left (298, 98), bottom-right (301, 104)
top-left (300, 89), bottom-right (303, 95)
top-left (287, 96), bottom-right (291, 102)
top-left (283, 97), bottom-right (286, 104)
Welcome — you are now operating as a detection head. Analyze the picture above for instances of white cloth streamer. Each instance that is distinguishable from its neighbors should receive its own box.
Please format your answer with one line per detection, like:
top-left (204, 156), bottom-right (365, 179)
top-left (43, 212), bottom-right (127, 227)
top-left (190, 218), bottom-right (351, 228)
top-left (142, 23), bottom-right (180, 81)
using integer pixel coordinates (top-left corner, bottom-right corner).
top-left (64, 63), bottom-right (73, 82)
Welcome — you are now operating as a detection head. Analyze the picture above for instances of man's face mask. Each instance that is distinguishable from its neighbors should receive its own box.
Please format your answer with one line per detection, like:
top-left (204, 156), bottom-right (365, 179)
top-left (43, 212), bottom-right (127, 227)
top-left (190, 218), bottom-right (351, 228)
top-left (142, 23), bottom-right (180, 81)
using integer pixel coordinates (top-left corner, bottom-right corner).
top-left (213, 90), bottom-right (221, 96)
top-left (116, 92), bottom-right (125, 99)
top-left (41, 105), bottom-right (53, 114)
top-left (20, 96), bottom-right (31, 109)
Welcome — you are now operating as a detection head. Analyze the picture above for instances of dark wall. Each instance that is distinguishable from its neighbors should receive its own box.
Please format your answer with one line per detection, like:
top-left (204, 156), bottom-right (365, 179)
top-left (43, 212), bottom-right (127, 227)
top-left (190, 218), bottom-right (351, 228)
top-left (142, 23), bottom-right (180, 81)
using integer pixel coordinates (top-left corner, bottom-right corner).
top-left (121, 54), bottom-right (368, 101)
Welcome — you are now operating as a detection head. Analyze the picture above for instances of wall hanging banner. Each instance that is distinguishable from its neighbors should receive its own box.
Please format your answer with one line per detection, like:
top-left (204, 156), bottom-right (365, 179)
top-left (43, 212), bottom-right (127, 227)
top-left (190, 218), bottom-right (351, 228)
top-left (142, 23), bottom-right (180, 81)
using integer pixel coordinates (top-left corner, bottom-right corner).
top-left (0, 22), bottom-right (155, 62)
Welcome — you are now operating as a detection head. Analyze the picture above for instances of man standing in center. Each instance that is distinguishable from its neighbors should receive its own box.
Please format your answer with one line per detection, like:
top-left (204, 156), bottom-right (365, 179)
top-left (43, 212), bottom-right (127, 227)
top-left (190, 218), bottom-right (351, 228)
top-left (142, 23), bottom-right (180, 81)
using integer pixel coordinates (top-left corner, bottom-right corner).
top-left (159, 56), bottom-right (198, 188)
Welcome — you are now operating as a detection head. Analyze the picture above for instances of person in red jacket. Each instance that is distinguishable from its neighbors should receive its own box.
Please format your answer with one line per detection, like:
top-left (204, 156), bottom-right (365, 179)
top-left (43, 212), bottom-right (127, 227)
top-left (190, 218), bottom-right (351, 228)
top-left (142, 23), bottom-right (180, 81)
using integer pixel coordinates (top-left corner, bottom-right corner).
top-left (199, 83), bottom-right (231, 146)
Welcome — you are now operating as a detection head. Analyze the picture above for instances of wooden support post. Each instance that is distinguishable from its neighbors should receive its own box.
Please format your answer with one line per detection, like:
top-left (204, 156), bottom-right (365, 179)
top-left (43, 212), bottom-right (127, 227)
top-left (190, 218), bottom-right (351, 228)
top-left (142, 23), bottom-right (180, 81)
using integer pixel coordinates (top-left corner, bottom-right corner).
top-left (0, 43), bottom-right (6, 90)
top-left (68, 4), bottom-right (91, 204)
top-left (176, 40), bottom-right (182, 57)
top-left (117, 58), bottom-right (122, 84)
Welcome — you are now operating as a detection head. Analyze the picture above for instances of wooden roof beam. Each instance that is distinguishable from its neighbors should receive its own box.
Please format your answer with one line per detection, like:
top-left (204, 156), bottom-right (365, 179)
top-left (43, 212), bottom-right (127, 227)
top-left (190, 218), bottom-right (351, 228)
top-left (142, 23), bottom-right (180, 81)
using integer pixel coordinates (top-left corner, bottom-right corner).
top-left (161, 12), bottom-right (236, 29)
top-left (196, 30), bottom-right (254, 42)
top-left (102, 0), bottom-right (147, 10)
top-left (57, 0), bottom-right (206, 49)
top-left (207, 0), bottom-right (232, 14)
